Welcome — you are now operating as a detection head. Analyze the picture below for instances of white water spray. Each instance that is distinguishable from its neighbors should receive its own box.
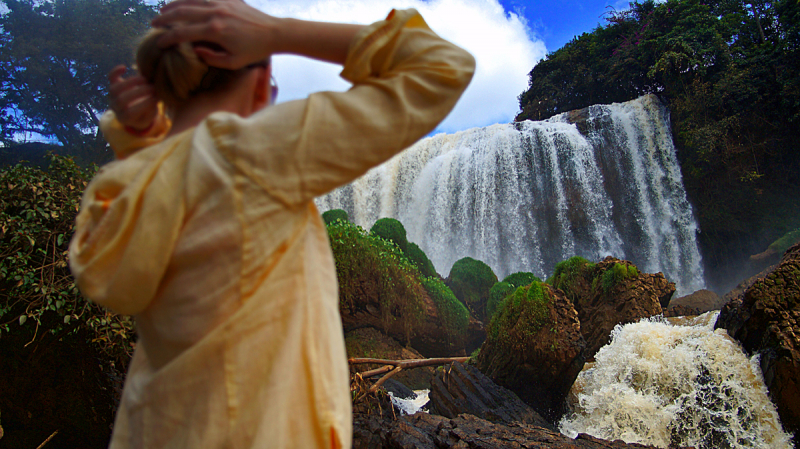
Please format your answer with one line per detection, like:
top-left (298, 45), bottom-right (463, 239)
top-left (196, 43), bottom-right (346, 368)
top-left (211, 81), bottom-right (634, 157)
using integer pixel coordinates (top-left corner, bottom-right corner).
top-left (559, 312), bottom-right (793, 448)
top-left (316, 94), bottom-right (704, 294)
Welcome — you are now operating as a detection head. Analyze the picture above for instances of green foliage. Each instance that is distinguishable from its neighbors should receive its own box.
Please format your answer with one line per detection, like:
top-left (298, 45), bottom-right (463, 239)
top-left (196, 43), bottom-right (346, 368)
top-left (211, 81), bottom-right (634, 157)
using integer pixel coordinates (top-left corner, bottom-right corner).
top-left (321, 209), bottom-right (349, 225)
top-left (501, 271), bottom-right (540, 288)
top-left (601, 263), bottom-right (640, 294)
top-left (550, 256), bottom-right (593, 299)
top-left (0, 0), bottom-right (158, 164)
top-left (327, 219), bottom-right (424, 343)
top-left (421, 276), bottom-right (469, 343)
top-left (516, 0), bottom-right (800, 281)
top-left (487, 280), bottom-right (551, 348)
top-left (0, 154), bottom-right (134, 364)
top-left (768, 228), bottom-right (800, 254)
top-left (370, 217), bottom-right (408, 254)
top-left (486, 281), bottom-right (515, 321)
top-left (406, 242), bottom-right (437, 278)
top-left (446, 257), bottom-right (498, 321)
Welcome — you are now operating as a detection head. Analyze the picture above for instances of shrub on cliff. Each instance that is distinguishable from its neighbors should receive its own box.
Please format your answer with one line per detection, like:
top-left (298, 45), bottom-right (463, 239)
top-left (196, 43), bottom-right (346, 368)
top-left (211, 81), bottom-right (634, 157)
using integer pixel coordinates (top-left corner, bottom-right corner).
top-left (421, 276), bottom-right (469, 344)
top-left (0, 155), bottom-right (134, 365)
top-left (446, 257), bottom-right (498, 322)
top-left (407, 242), bottom-right (437, 278)
top-left (322, 209), bottom-right (349, 225)
top-left (327, 219), bottom-right (424, 343)
top-left (370, 217), bottom-right (409, 254)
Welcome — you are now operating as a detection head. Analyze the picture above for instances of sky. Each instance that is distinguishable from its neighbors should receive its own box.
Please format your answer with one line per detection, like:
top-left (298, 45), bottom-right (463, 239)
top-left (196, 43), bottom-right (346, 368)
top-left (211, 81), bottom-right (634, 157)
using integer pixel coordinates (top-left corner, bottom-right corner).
top-left (251, 0), bottom-right (628, 133)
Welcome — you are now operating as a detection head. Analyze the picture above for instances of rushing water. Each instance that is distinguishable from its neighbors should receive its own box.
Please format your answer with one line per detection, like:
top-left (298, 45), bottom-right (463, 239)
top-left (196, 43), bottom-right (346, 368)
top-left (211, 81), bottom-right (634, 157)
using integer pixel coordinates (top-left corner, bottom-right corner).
top-left (316, 94), bottom-right (704, 295)
top-left (559, 313), bottom-right (793, 448)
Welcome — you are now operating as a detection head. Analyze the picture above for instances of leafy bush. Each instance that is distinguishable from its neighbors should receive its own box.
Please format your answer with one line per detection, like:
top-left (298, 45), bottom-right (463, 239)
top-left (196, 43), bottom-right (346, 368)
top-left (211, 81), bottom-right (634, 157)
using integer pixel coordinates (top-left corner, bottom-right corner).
top-left (327, 219), bottom-right (424, 342)
top-left (549, 256), bottom-right (593, 300)
top-left (0, 154), bottom-right (134, 365)
top-left (406, 242), bottom-right (437, 278)
top-left (601, 262), bottom-right (639, 294)
top-left (322, 209), bottom-right (349, 225)
top-left (421, 276), bottom-right (469, 343)
top-left (446, 257), bottom-right (497, 321)
top-left (369, 217), bottom-right (408, 254)
top-left (487, 280), bottom-right (551, 347)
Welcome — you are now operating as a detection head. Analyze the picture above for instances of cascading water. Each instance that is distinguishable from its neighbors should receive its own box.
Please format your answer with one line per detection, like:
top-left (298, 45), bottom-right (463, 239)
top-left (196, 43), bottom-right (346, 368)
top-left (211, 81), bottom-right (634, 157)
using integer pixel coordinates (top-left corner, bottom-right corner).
top-left (558, 313), bottom-right (793, 448)
top-left (316, 94), bottom-right (705, 295)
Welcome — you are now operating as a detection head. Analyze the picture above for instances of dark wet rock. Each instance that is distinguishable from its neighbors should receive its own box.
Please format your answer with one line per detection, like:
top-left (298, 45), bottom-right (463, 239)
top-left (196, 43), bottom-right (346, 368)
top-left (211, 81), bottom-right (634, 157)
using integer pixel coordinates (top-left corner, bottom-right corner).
top-left (476, 282), bottom-right (586, 422)
top-left (716, 242), bottom-right (800, 440)
top-left (668, 289), bottom-right (725, 313)
top-left (722, 263), bottom-right (777, 305)
top-left (352, 412), bottom-right (671, 449)
top-left (663, 304), bottom-right (702, 318)
top-left (429, 362), bottom-right (553, 430)
top-left (384, 379), bottom-right (416, 400)
top-left (570, 257), bottom-right (674, 358)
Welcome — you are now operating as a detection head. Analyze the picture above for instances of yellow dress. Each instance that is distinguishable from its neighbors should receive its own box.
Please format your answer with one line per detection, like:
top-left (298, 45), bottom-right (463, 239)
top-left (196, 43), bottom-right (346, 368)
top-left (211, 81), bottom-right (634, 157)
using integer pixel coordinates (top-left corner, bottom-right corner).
top-left (69, 9), bottom-right (474, 449)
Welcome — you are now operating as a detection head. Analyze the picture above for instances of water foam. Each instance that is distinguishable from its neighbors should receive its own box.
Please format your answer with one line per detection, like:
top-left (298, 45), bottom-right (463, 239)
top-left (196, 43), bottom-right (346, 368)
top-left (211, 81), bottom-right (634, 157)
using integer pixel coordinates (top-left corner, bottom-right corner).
top-left (558, 312), bottom-right (793, 448)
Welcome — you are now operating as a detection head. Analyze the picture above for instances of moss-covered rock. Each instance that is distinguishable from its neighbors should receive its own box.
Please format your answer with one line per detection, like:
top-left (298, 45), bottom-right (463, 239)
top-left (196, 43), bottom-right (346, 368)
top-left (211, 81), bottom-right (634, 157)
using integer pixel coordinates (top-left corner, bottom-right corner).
top-left (501, 272), bottom-right (540, 288)
top-left (345, 327), bottom-right (434, 390)
top-left (446, 257), bottom-right (498, 322)
top-left (477, 280), bottom-right (586, 421)
top-left (549, 256), bottom-right (594, 300)
top-left (486, 282), bottom-right (515, 321)
top-left (370, 217), bottom-right (408, 253)
top-left (407, 242), bottom-right (437, 278)
top-left (322, 208), bottom-right (349, 225)
top-left (421, 277), bottom-right (469, 345)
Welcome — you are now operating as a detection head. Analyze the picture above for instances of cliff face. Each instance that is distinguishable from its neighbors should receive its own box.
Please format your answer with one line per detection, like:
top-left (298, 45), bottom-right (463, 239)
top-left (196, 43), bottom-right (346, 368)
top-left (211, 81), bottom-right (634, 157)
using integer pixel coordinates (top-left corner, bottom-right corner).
top-left (716, 242), bottom-right (800, 440)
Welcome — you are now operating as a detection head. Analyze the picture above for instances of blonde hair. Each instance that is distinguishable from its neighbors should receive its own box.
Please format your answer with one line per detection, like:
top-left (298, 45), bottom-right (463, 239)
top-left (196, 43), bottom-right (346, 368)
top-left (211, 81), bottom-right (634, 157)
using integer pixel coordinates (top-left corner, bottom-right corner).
top-left (136, 28), bottom-right (243, 110)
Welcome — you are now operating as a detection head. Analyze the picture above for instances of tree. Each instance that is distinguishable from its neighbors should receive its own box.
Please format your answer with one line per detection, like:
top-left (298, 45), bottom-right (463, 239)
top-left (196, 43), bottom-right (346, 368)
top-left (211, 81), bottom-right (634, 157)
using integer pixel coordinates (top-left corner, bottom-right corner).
top-left (0, 0), bottom-right (158, 164)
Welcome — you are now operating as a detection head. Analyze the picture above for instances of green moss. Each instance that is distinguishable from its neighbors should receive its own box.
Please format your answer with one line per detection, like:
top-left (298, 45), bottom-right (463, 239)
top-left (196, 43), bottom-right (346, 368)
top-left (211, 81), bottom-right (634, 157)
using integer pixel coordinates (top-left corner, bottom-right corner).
top-left (768, 228), bottom-right (800, 254)
top-left (487, 280), bottom-right (551, 346)
top-left (421, 276), bottom-right (469, 342)
top-left (447, 257), bottom-right (498, 321)
top-left (486, 281), bottom-right (515, 320)
top-left (601, 262), bottom-right (639, 294)
top-left (406, 242), bottom-right (437, 278)
top-left (328, 220), bottom-right (424, 342)
top-left (550, 256), bottom-right (593, 299)
top-left (502, 272), bottom-right (540, 288)
top-left (370, 217), bottom-right (408, 253)
top-left (322, 209), bottom-right (349, 225)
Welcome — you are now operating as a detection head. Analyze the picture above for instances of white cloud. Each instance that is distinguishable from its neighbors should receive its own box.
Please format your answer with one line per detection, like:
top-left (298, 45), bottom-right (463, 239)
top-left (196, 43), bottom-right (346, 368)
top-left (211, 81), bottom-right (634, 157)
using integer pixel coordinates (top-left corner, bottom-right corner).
top-left (251, 0), bottom-right (546, 133)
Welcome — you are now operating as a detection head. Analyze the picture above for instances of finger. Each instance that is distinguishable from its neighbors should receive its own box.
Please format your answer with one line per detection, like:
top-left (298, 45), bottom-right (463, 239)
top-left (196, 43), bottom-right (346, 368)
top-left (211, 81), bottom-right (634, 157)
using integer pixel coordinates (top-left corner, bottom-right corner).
top-left (193, 46), bottom-right (238, 70)
top-left (152, 5), bottom-right (215, 28)
top-left (117, 84), bottom-right (156, 107)
top-left (108, 65), bottom-right (128, 84)
top-left (159, 0), bottom-right (215, 15)
top-left (109, 75), bottom-right (149, 98)
top-left (157, 23), bottom-right (221, 48)
top-left (126, 97), bottom-right (159, 124)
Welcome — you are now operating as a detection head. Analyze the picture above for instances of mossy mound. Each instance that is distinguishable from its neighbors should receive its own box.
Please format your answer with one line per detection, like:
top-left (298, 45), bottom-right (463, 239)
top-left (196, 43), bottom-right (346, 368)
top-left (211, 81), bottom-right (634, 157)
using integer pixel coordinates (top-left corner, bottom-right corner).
top-left (549, 256), bottom-right (594, 300)
top-left (446, 257), bottom-right (498, 322)
top-left (487, 281), bottom-right (551, 345)
top-left (407, 242), bottom-right (437, 278)
top-left (769, 228), bottom-right (800, 255)
top-left (421, 276), bottom-right (469, 344)
top-left (486, 282), bottom-right (515, 321)
top-left (322, 208), bottom-right (349, 225)
top-left (502, 272), bottom-right (540, 288)
top-left (600, 262), bottom-right (639, 294)
top-left (370, 217), bottom-right (408, 253)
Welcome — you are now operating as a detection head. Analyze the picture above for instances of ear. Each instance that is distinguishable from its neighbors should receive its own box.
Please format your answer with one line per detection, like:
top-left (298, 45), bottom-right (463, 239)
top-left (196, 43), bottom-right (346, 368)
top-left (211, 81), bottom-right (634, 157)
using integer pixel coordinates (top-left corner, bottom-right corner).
top-left (251, 66), bottom-right (270, 112)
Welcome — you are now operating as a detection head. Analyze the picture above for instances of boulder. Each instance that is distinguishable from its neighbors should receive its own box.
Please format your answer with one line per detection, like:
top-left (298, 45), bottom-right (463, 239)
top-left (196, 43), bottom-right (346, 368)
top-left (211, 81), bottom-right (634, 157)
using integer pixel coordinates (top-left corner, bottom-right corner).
top-left (668, 289), bottom-right (725, 313)
top-left (352, 413), bottom-right (667, 449)
top-left (716, 242), bottom-right (800, 440)
top-left (562, 257), bottom-right (674, 358)
top-left (429, 362), bottom-right (553, 430)
top-left (476, 281), bottom-right (586, 421)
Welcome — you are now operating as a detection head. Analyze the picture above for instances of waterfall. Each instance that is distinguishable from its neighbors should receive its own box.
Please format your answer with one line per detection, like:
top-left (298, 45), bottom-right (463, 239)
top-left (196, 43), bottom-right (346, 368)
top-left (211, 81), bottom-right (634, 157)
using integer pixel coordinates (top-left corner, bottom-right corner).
top-left (558, 313), bottom-right (793, 448)
top-left (316, 94), bottom-right (705, 295)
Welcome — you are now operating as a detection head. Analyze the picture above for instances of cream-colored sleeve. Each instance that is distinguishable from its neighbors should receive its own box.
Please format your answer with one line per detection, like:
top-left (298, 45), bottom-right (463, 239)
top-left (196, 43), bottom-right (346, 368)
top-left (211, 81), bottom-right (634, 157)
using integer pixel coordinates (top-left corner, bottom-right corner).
top-left (206, 8), bottom-right (475, 206)
top-left (99, 104), bottom-right (172, 160)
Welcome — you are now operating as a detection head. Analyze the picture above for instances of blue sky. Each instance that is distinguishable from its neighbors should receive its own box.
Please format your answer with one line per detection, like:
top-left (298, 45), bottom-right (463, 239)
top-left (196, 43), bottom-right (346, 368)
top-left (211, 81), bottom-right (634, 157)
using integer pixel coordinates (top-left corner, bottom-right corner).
top-left (251, 0), bottom-right (632, 133)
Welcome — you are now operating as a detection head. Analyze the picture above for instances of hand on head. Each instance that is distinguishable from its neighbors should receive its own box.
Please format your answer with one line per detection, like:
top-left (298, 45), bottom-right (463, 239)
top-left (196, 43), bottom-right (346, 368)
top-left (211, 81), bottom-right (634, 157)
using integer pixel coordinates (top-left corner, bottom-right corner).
top-left (108, 65), bottom-right (159, 131)
top-left (152, 0), bottom-right (277, 70)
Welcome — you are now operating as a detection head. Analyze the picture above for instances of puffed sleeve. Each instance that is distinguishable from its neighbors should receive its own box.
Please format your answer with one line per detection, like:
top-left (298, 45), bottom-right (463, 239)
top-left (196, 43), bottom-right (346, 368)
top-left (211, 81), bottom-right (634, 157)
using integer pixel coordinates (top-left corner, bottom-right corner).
top-left (99, 103), bottom-right (172, 160)
top-left (205, 8), bottom-right (475, 206)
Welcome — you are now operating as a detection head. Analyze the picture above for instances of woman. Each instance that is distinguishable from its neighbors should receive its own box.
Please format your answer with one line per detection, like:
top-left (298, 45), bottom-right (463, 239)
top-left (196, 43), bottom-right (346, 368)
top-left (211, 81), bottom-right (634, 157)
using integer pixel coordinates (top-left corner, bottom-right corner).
top-left (69, 1), bottom-right (474, 447)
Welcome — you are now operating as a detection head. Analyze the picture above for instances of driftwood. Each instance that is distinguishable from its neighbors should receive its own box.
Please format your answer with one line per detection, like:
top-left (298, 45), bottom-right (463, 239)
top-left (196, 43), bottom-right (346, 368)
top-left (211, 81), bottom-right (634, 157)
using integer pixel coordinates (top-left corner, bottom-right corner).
top-left (349, 357), bottom-right (469, 397)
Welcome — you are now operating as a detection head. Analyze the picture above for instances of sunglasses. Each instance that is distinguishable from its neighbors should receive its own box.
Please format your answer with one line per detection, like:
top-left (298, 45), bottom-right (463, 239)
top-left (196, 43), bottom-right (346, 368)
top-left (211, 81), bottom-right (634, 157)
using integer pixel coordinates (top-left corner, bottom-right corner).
top-left (247, 59), bottom-right (278, 105)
